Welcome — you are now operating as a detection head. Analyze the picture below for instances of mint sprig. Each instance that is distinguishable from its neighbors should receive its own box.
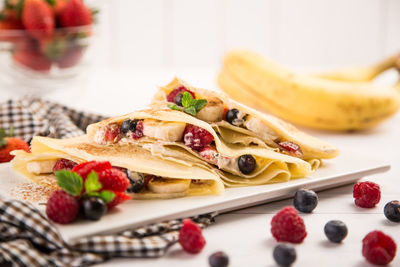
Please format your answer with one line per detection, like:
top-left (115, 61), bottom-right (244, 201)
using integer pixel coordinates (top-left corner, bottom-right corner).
top-left (55, 170), bottom-right (116, 203)
top-left (168, 91), bottom-right (207, 116)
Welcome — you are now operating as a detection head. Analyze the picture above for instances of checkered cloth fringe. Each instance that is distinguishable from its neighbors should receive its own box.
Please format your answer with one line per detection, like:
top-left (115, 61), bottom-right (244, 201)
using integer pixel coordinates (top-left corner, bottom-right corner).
top-left (0, 198), bottom-right (217, 267)
top-left (0, 97), bottom-right (105, 141)
top-left (0, 98), bottom-right (218, 266)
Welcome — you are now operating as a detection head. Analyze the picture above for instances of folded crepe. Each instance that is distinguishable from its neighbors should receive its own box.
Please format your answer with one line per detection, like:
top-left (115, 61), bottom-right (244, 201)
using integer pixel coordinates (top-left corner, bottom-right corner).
top-left (86, 99), bottom-right (337, 187)
top-left (11, 135), bottom-right (224, 199)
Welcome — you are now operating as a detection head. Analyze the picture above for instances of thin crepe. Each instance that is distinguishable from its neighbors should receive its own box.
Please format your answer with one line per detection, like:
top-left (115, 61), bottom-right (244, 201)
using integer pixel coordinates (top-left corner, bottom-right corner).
top-left (11, 135), bottom-right (224, 199)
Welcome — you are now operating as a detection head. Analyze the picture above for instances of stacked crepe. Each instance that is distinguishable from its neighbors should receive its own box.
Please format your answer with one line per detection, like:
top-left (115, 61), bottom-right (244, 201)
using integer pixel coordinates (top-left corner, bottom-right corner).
top-left (12, 77), bottom-right (338, 199)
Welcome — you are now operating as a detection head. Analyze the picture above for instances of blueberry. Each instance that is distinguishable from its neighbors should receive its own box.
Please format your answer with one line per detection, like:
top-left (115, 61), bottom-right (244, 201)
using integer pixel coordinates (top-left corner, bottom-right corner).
top-left (208, 251), bottom-right (229, 267)
top-left (293, 189), bottom-right (318, 213)
top-left (174, 93), bottom-right (184, 106)
top-left (324, 220), bottom-right (348, 243)
top-left (384, 200), bottom-right (400, 222)
top-left (226, 109), bottom-right (242, 125)
top-left (121, 119), bottom-right (138, 134)
top-left (82, 197), bottom-right (107, 221)
top-left (273, 243), bottom-right (296, 267)
top-left (238, 154), bottom-right (256, 174)
top-left (126, 171), bottom-right (145, 193)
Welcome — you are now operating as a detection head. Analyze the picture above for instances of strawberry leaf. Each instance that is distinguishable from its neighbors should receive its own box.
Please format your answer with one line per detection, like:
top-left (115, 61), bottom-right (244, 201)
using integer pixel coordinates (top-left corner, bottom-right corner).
top-left (99, 190), bottom-right (115, 203)
top-left (84, 171), bottom-right (102, 193)
top-left (55, 170), bottom-right (83, 197)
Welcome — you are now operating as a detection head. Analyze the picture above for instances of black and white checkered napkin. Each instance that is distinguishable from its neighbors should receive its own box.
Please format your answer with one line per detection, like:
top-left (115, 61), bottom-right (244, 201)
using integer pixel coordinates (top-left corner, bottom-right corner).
top-left (0, 98), bottom-right (218, 266)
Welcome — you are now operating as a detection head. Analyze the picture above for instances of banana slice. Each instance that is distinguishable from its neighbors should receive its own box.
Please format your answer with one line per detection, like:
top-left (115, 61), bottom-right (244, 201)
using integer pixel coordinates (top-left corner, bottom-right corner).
top-left (26, 159), bottom-right (58, 174)
top-left (148, 177), bottom-right (191, 194)
top-left (196, 97), bottom-right (224, 122)
top-left (143, 119), bottom-right (186, 142)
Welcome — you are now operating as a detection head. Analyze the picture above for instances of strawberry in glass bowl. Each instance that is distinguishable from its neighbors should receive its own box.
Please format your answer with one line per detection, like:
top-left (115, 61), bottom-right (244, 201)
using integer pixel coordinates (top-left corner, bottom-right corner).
top-left (0, 0), bottom-right (100, 94)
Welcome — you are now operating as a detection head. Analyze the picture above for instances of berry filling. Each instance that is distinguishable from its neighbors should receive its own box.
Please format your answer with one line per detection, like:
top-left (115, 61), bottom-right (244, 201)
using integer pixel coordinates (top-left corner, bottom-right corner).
top-left (53, 158), bottom-right (77, 172)
top-left (182, 124), bottom-right (214, 152)
top-left (167, 86), bottom-right (196, 106)
top-left (278, 141), bottom-right (303, 158)
top-left (104, 123), bottom-right (122, 143)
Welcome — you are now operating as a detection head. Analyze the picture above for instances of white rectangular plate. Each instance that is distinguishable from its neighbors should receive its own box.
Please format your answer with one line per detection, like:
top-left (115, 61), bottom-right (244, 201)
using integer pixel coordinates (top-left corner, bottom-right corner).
top-left (0, 149), bottom-right (390, 243)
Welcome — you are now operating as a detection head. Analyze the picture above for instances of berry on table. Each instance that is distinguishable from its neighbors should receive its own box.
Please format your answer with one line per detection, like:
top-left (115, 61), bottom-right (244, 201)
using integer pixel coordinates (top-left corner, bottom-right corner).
top-left (353, 181), bottom-right (381, 208)
top-left (293, 189), bottom-right (318, 213)
top-left (179, 219), bottom-right (206, 254)
top-left (273, 243), bottom-right (296, 267)
top-left (46, 190), bottom-right (79, 224)
top-left (238, 154), bottom-right (256, 174)
top-left (383, 200), bottom-right (400, 222)
top-left (182, 124), bottom-right (214, 151)
top-left (208, 251), bottom-right (229, 267)
top-left (324, 220), bottom-right (348, 243)
top-left (362, 230), bottom-right (396, 265)
top-left (271, 206), bottom-right (307, 244)
top-left (82, 196), bottom-right (107, 221)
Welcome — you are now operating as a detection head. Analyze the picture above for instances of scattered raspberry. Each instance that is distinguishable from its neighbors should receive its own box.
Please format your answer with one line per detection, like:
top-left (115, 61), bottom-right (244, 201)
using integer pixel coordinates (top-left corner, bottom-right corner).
top-left (278, 141), bottom-right (303, 158)
top-left (353, 181), bottom-right (381, 208)
top-left (0, 137), bottom-right (30, 163)
top-left (46, 190), bottom-right (79, 224)
top-left (72, 161), bottom-right (112, 180)
top-left (53, 158), bottom-right (77, 172)
top-left (107, 191), bottom-right (130, 209)
top-left (167, 86), bottom-right (195, 103)
top-left (179, 219), bottom-right (206, 254)
top-left (362, 230), bottom-right (397, 265)
top-left (271, 206), bottom-right (307, 244)
top-left (182, 124), bottom-right (214, 151)
top-left (132, 120), bottom-right (144, 139)
top-left (98, 168), bottom-right (130, 192)
top-left (104, 124), bottom-right (122, 143)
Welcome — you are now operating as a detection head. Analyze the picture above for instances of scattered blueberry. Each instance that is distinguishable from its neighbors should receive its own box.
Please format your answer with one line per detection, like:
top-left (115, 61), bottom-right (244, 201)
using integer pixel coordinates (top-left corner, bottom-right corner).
top-left (293, 189), bottom-right (318, 213)
top-left (82, 196), bottom-right (107, 221)
top-left (225, 109), bottom-right (240, 125)
top-left (384, 200), bottom-right (400, 222)
top-left (209, 251), bottom-right (229, 267)
top-left (121, 119), bottom-right (138, 134)
top-left (273, 243), bottom-right (296, 267)
top-left (324, 220), bottom-right (348, 243)
top-left (238, 154), bottom-right (256, 174)
top-left (174, 93), bottom-right (184, 106)
top-left (126, 171), bottom-right (145, 193)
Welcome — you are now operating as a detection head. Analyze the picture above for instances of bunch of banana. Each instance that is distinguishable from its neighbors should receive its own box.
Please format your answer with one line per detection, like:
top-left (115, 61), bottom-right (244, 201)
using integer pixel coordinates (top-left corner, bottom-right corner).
top-left (218, 50), bottom-right (400, 131)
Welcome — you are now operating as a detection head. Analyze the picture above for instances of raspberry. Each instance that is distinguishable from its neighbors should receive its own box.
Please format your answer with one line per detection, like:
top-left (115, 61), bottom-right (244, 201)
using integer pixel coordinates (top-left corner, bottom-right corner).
top-left (182, 124), bottom-right (214, 151)
top-left (179, 219), bottom-right (206, 254)
top-left (132, 120), bottom-right (144, 139)
top-left (104, 123), bottom-right (121, 143)
top-left (353, 181), bottom-right (381, 208)
top-left (46, 190), bottom-right (79, 224)
top-left (278, 141), bottom-right (303, 158)
top-left (362, 230), bottom-right (397, 265)
top-left (107, 191), bottom-right (130, 209)
top-left (167, 86), bottom-right (195, 103)
top-left (271, 206), bottom-right (307, 244)
top-left (98, 168), bottom-right (130, 192)
top-left (72, 161), bottom-right (112, 180)
top-left (53, 158), bottom-right (77, 172)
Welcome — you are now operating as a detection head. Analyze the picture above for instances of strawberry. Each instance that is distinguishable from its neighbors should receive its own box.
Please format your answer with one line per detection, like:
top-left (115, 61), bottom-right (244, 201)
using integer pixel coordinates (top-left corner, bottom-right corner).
top-left (107, 191), bottom-right (130, 209)
top-left (0, 128), bottom-right (30, 163)
top-left (13, 48), bottom-right (52, 72)
top-left (0, 19), bottom-right (23, 30)
top-left (59, 0), bottom-right (92, 27)
top-left (22, 0), bottom-right (55, 38)
top-left (57, 46), bottom-right (82, 68)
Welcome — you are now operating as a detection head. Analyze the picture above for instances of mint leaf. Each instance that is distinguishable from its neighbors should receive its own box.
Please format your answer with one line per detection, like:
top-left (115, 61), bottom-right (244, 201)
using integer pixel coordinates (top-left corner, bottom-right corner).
top-left (184, 106), bottom-right (197, 116)
top-left (194, 99), bottom-right (207, 111)
top-left (87, 192), bottom-right (101, 197)
top-left (100, 190), bottom-right (115, 203)
top-left (181, 91), bottom-right (193, 107)
top-left (168, 104), bottom-right (182, 111)
top-left (85, 171), bottom-right (102, 193)
top-left (55, 170), bottom-right (83, 197)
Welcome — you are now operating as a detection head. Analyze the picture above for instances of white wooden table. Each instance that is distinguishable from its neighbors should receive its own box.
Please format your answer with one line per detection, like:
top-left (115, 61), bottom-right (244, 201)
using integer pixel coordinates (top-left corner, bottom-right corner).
top-left (3, 68), bottom-right (399, 267)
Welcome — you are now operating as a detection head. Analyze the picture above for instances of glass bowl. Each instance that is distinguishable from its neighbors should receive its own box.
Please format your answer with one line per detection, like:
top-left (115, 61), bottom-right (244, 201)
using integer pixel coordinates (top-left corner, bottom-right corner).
top-left (0, 25), bottom-right (98, 95)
